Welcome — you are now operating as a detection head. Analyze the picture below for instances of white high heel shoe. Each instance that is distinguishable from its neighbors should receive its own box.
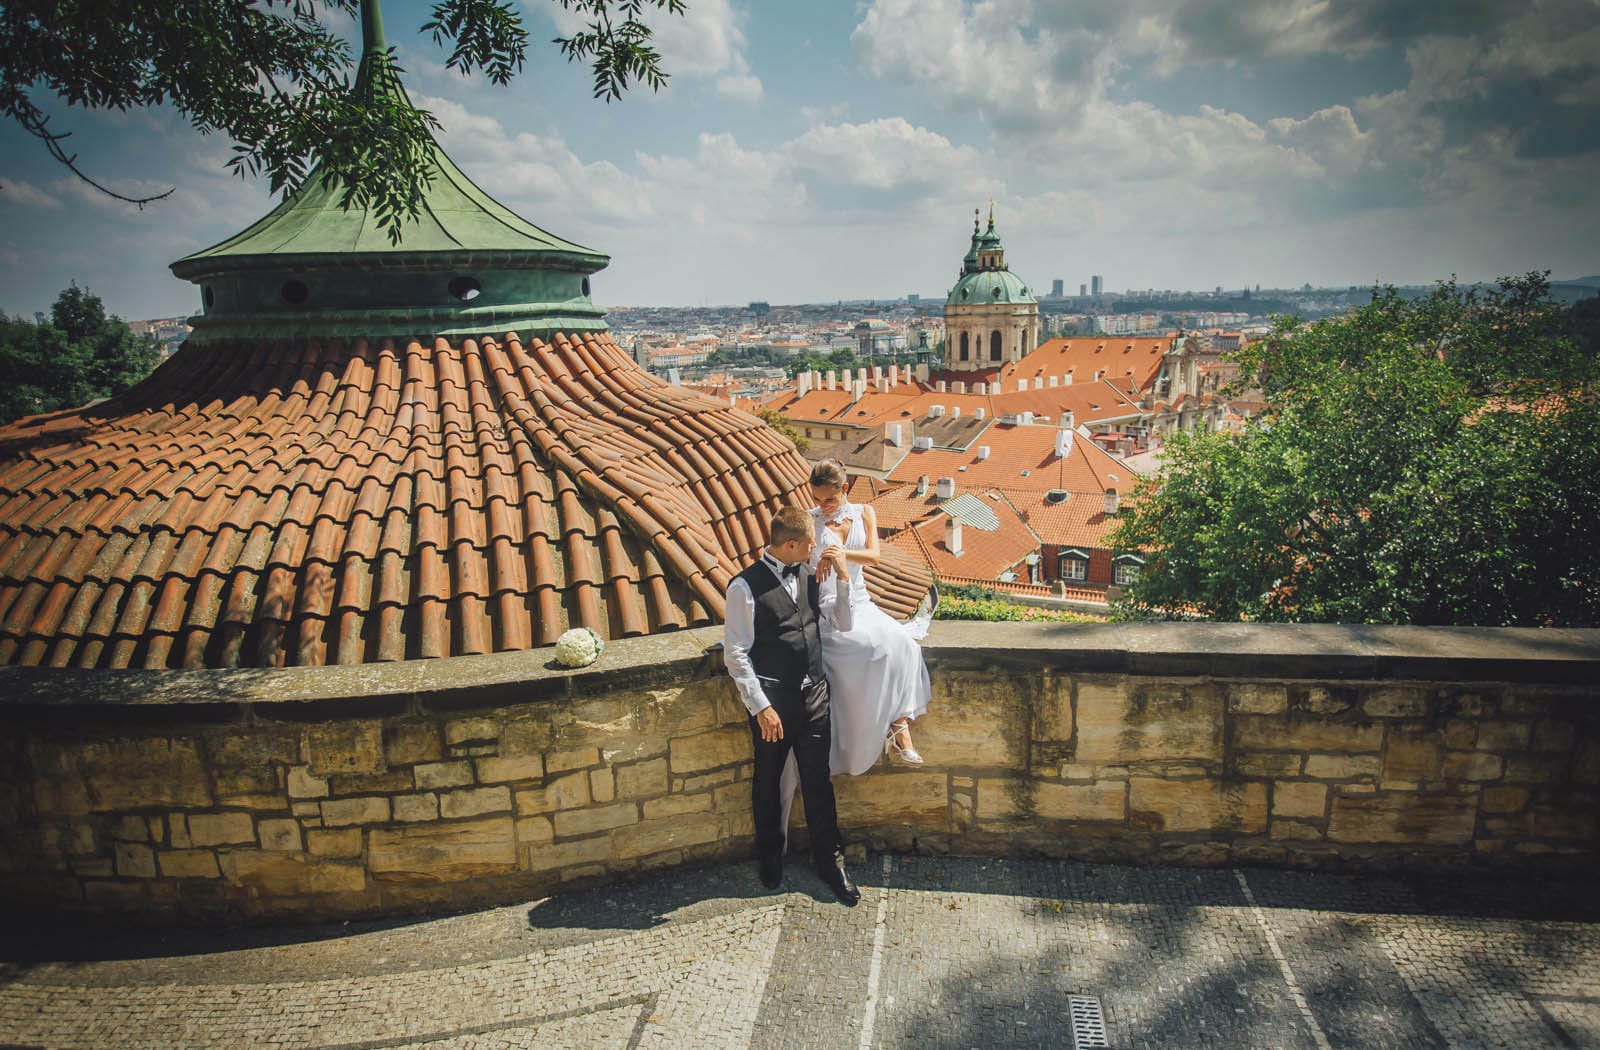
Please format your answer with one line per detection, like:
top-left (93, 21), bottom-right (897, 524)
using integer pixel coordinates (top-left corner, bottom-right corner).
top-left (885, 721), bottom-right (924, 765)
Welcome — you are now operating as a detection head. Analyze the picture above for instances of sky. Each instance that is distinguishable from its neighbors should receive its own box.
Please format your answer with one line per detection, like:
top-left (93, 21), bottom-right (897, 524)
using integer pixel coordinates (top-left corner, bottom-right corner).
top-left (2, 0), bottom-right (1598, 320)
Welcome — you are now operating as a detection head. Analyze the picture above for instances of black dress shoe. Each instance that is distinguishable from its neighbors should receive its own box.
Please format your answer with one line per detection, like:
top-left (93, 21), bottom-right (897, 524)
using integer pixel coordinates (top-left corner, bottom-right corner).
top-left (819, 858), bottom-right (860, 905)
top-left (759, 854), bottom-right (783, 890)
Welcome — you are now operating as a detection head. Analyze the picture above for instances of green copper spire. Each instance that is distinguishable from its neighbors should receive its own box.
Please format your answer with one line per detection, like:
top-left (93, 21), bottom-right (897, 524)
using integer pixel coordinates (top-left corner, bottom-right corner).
top-left (171, 0), bottom-right (609, 343)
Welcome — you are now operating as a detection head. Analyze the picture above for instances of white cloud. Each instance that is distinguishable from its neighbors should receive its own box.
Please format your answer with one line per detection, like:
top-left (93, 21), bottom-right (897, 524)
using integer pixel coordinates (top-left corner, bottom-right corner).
top-left (539, 0), bottom-right (764, 102)
top-left (0, 178), bottom-right (64, 211)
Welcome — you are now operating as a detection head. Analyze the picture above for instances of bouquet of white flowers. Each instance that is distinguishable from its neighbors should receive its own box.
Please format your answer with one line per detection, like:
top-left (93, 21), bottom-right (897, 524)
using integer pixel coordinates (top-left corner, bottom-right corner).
top-left (554, 627), bottom-right (605, 668)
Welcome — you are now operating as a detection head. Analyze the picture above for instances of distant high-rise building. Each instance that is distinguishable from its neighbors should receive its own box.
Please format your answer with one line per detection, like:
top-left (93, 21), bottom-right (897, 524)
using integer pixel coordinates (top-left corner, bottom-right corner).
top-left (1079, 283), bottom-right (1088, 297)
top-left (1050, 279), bottom-right (1064, 298)
top-left (1091, 275), bottom-right (1104, 296)
top-left (907, 293), bottom-right (920, 305)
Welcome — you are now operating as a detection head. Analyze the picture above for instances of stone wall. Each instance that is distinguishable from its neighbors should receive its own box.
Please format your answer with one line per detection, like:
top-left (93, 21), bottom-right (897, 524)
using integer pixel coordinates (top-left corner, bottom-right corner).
top-left (0, 623), bottom-right (1595, 921)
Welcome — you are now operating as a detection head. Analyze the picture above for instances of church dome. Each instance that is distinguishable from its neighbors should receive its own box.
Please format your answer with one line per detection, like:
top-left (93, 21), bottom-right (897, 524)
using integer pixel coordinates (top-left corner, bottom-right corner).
top-left (947, 269), bottom-right (1035, 306)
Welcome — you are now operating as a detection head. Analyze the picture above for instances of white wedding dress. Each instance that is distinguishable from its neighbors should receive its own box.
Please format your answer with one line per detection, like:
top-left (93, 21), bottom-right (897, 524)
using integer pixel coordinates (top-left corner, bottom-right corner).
top-left (807, 501), bottom-right (933, 774)
top-left (778, 501), bottom-right (933, 835)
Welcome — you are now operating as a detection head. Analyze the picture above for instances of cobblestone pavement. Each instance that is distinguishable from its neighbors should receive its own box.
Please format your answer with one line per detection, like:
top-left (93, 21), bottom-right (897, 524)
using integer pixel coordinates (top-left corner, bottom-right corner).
top-left (2, 855), bottom-right (1597, 1049)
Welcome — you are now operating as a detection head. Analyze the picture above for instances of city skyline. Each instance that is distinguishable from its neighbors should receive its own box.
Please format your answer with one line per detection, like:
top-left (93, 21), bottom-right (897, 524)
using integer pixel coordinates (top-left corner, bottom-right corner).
top-left (1, 0), bottom-right (1598, 320)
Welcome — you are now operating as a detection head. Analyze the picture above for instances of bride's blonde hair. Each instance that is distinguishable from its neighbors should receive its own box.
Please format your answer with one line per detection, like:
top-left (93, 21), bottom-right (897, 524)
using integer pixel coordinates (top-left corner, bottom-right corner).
top-left (808, 459), bottom-right (847, 490)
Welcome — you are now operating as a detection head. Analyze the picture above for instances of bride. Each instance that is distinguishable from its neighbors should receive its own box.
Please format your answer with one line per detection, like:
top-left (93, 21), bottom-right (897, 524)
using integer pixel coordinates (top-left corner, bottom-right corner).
top-left (806, 458), bottom-right (932, 770)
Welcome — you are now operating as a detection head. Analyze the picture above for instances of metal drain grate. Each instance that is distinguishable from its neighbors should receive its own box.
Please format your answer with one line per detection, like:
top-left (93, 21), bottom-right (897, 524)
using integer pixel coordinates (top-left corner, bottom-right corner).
top-left (1068, 995), bottom-right (1109, 1048)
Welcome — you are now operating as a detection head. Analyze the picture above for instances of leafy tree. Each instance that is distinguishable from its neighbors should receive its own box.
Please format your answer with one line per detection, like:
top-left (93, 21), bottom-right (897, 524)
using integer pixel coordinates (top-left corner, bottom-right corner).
top-left (1112, 274), bottom-right (1600, 627)
top-left (0, 0), bottom-right (683, 240)
top-left (755, 405), bottom-right (808, 452)
top-left (0, 284), bottom-right (161, 424)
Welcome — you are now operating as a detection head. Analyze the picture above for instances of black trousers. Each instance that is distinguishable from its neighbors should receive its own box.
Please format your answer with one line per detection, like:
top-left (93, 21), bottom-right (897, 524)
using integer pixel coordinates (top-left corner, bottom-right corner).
top-left (750, 676), bottom-right (841, 869)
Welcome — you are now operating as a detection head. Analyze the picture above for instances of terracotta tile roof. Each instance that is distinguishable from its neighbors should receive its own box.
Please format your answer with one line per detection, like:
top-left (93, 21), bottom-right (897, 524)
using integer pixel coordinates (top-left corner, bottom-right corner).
top-left (863, 482), bottom-right (943, 533)
top-left (1000, 336), bottom-right (1168, 392)
top-left (1001, 488), bottom-right (1122, 549)
top-left (0, 331), bottom-right (929, 669)
top-left (806, 430), bottom-right (909, 475)
top-left (886, 490), bottom-right (1041, 581)
top-left (882, 422), bottom-right (1141, 494)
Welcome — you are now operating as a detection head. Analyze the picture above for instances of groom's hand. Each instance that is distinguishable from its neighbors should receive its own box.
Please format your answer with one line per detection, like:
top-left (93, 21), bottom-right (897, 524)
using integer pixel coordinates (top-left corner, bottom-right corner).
top-left (756, 707), bottom-right (783, 742)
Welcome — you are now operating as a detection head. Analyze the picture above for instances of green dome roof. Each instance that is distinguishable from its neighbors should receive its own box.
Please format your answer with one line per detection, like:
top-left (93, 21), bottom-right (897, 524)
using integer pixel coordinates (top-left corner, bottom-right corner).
top-left (947, 268), bottom-right (1035, 306)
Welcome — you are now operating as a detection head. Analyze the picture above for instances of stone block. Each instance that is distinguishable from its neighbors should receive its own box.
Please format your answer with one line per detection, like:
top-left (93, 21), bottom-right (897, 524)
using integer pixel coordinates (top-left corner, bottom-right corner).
top-left (515, 772), bottom-right (589, 816)
top-left (206, 728), bottom-right (298, 797)
top-left (1475, 721), bottom-right (1532, 752)
top-left (168, 814), bottom-right (191, 849)
top-left (975, 777), bottom-right (1029, 821)
top-left (1383, 733), bottom-right (1441, 781)
top-left (158, 849), bottom-right (221, 879)
top-left (303, 720), bottom-right (385, 776)
top-left (546, 746), bottom-right (600, 773)
top-left (1443, 751), bottom-right (1503, 782)
top-left (287, 765), bottom-right (329, 799)
top-left (445, 718), bottom-right (500, 748)
top-left (1303, 754), bottom-right (1382, 780)
top-left (77, 737), bottom-right (211, 811)
top-left (392, 793), bottom-right (439, 823)
top-left (599, 734), bottom-right (671, 765)
top-left (186, 812), bottom-right (257, 847)
top-left (1076, 681), bottom-right (1222, 765)
top-left (552, 802), bottom-right (639, 838)
top-left (610, 812), bottom-right (725, 859)
top-left (114, 842), bottom-right (156, 879)
top-left (1328, 793), bottom-right (1477, 845)
top-left (440, 786), bottom-right (512, 819)
top-left (414, 761), bottom-right (474, 790)
top-left (1269, 819), bottom-right (1325, 841)
top-left (590, 768), bottom-right (616, 803)
top-left (258, 818), bottom-right (302, 852)
top-left (835, 772), bottom-right (948, 827)
top-left (307, 828), bottom-right (363, 857)
top-left (1362, 687), bottom-right (1429, 719)
top-left (669, 728), bottom-right (750, 774)
top-left (320, 796), bottom-right (390, 827)
top-left (1531, 719), bottom-right (1577, 753)
top-left (1235, 717), bottom-right (1382, 754)
top-left (526, 835), bottom-right (610, 873)
top-left (329, 770), bottom-right (414, 796)
top-left (1128, 778), bottom-right (1267, 834)
top-left (643, 794), bottom-right (714, 820)
top-left (515, 816), bottom-right (553, 847)
top-left (32, 774), bottom-right (92, 818)
top-left (1272, 781), bottom-right (1328, 820)
top-left (113, 815), bottom-right (150, 842)
top-left (1031, 675), bottom-right (1073, 742)
top-left (369, 817), bottom-right (516, 883)
top-left (1288, 686), bottom-right (1356, 715)
top-left (616, 758), bottom-right (670, 800)
top-left (1234, 752), bottom-right (1303, 778)
top-left (1503, 753), bottom-right (1572, 783)
top-left (475, 755), bottom-right (544, 784)
top-left (500, 716), bottom-right (554, 756)
top-left (1229, 684), bottom-right (1288, 715)
top-left (1033, 781), bottom-right (1125, 823)
top-left (919, 676), bottom-right (1024, 768)
top-left (385, 723), bottom-right (442, 766)
top-left (223, 851), bottom-right (366, 894)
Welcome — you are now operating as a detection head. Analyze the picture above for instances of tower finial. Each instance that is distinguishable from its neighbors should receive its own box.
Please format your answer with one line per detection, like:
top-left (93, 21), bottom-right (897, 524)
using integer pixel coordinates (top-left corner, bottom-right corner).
top-left (973, 207), bottom-right (980, 233)
top-left (988, 200), bottom-right (995, 227)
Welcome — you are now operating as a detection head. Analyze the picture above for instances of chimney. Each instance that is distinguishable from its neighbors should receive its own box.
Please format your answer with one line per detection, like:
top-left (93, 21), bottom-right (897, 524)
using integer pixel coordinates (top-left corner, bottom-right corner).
top-left (798, 371), bottom-right (814, 396)
top-left (936, 477), bottom-right (956, 499)
top-left (887, 423), bottom-right (903, 447)
top-left (667, 367), bottom-right (681, 386)
top-left (928, 404), bottom-right (945, 418)
top-left (977, 445), bottom-right (990, 461)
top-left (913, 435), bottom-right (934, 450)
top-left (916, 363), bottom-right (930, 383)
top-left (1054, 428), bottom-right (1073, 458)
top-left (852, 378), bottom-right (866, 401)
top-left (1104, 487), bottom-right (1120, 515)
top-left (1033, 376), bottom-right (1044, 390)
top-left (872, 365), bottom-right (884, 383)
top-left (1093, 370), bottom-right (1103, 381)
top-left (888, 364), bottom-right (899, 388)
top-left (812, 370), bottom-right (823, 392)
top-left (876, 378), bottom-right (888, 393)
top-left (1020, 411), bottom-right (1035, 425)
top-left (974, 382), bottom-right (987, 396)
top-left (950, 406), bottom-right (961, 418)
top-left (936, 380), bottom-right (947, 393)
top-left (826, 370), bottom-right (837, 391)
top-left (945, 515), bottom-right (963, 555)
top-left (915, 475), bottom-right (929, 496)
top-left (975, 407), bottom-right (986, 420)
top-left (841, 368), bottom-right (853, 385)
top-left (1016, 379), bottom-right (1028, 393)
top-left (1064, 372), bottom-right (1073, 385)
top-left (1048, 375), bottom-right (1059, 387)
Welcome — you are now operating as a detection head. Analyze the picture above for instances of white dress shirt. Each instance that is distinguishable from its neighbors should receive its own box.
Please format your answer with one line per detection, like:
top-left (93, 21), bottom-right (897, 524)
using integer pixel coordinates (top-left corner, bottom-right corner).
top-left (724, 547), bottom-right (853, 716)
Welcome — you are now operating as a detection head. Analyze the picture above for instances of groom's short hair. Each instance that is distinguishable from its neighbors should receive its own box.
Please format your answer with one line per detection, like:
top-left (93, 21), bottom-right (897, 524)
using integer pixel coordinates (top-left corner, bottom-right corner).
top-left (769, 506), bottom-right (811, 547)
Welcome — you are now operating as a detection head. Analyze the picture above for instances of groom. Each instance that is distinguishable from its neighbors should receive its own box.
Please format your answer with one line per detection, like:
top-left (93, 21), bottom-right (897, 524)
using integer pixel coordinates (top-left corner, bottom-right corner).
top-left (723, 506), bottom-right (860, 905)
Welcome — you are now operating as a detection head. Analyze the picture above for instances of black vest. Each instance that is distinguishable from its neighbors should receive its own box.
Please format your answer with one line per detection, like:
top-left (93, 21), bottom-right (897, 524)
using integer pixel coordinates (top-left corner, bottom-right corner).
top-left (736, 560), bottom-right (824, 691)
